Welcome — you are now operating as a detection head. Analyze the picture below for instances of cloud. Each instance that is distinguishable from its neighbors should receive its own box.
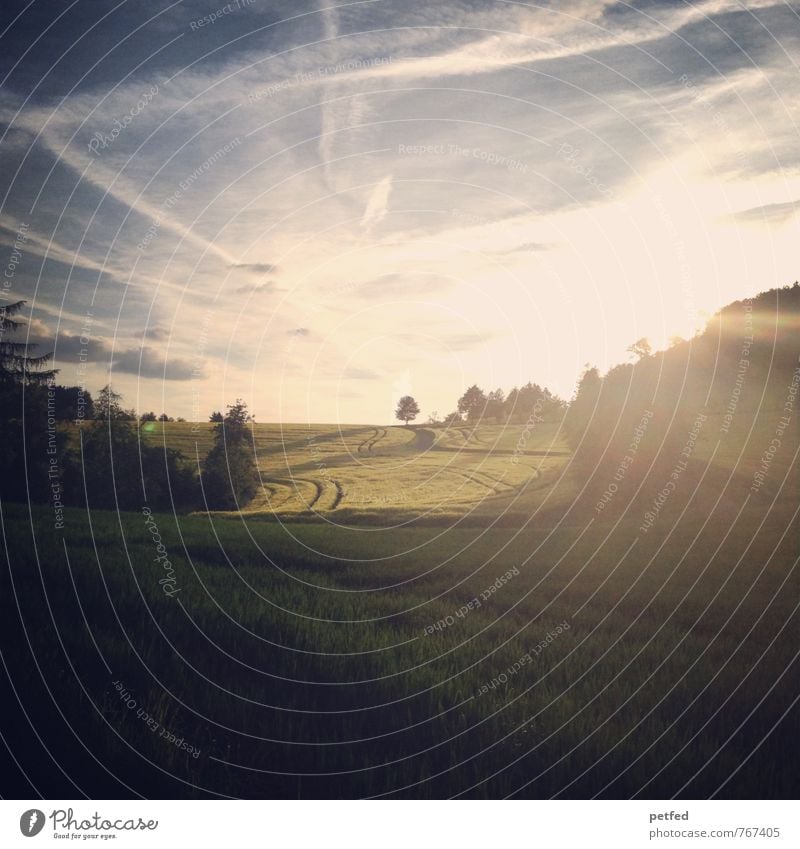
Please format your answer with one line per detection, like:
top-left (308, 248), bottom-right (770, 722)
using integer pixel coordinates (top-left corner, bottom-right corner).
top-left (142, 325), bottom-right (170, 341)
top-left (445, 332), bottom-right (498, 351)
top-left (386, 330), bottom-right (499, 352)
top-left (50, 332), bottom-right (104, 362)
top-left (360, 175), bottom-right (392, 231)
top-left (0, 212), bottom-right (130, 288)
top-left (25, 324), bottom-right (112, 364)
top-left (355, 273), bottom-right (451, 299)
top-left (728, 200), bottom-right (799, 226)
top-left (112, 346), bottom-right (202, 381)
top-left (500, 241), bottom-right (554, 255)
top-left (229, 262), bottom-right (278, 274)
top-left (342, 366), bottom-right (381, 380)
top-left (234, 281), bottom-right (279, 295)
top-left (23, 317), bottom-right (50, 337)
top-left (2, 0), bottom-right (797, 421)
top-left (24, 318), bottom-right (202, 382)
top-left (24, 312), bottom-right (210, 387)
top-left (349, 0), bottom-right (791, 85)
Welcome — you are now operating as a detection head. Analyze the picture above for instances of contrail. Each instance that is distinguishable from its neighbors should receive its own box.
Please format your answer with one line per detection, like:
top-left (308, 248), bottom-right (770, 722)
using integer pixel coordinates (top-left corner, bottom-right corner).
top-left (318, 0), bottom-right (339, 190)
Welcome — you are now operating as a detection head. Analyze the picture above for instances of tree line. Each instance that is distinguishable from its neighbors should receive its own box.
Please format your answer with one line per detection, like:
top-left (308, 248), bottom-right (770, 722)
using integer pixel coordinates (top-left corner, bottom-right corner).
top-left (395, 382), bottom-right (567, 426)
top-left (0, 300), bottom-right (259, 513)
top-left (562, 282), bottom-right (800, 480)
top-left (12, 281), bottom-right (788, 514)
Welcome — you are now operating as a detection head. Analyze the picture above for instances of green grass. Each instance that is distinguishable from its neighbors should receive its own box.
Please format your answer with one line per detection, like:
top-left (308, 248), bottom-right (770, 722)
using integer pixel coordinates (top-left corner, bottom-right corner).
top-left (7, 394), bottom-right (798, 799)
top-left (7, 257), bottom-right (798, 801)
top-left (4, 479), bottom-right (797, 798)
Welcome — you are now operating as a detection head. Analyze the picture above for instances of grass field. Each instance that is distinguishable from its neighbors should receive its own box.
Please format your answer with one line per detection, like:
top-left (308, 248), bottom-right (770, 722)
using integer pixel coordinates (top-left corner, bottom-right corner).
top-left (134, 419), bottom-right (573, 523)
top-left (4, 402), bottom-right (798, 798)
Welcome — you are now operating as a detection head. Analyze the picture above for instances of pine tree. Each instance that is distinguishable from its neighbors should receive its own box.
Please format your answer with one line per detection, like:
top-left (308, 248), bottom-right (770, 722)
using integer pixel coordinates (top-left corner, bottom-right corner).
top-left (0, 301), bottom-right (57, 502)
top-left (0, 300), bottom-right (57, 385)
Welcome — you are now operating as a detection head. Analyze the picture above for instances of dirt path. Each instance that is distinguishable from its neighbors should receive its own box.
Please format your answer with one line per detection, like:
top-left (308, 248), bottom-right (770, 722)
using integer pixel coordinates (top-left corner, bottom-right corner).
top-left (412, 428), bottom-right (436, 451)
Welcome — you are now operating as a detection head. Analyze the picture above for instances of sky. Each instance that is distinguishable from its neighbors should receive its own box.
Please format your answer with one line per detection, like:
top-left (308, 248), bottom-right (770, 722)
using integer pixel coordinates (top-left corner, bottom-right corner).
top-left (1, 0), bottom-right (799, 423)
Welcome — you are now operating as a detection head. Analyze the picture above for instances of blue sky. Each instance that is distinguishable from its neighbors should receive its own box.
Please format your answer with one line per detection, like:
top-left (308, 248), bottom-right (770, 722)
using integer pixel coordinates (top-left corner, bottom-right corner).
top-left (1, 0), bottom-right (799, 422)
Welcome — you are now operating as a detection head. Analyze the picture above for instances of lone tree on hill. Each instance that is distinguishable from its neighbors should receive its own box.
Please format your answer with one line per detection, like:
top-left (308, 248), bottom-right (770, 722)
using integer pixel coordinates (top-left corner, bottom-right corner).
top-left (395, 395), bottom-right (420, 426)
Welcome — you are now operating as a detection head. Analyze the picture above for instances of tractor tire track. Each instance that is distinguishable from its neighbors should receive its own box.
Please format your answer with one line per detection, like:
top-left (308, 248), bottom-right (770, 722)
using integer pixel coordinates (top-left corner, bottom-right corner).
top-left (357, 427), bottom-right (388, 453)
top-left (366, 427), bottom-right (388, 452)
top-left (330, 479), bottom-right (344, 509)
top-left (357, 428), bottom-right (380, 453)
top-left (265, 476), bottom-right (323, 510)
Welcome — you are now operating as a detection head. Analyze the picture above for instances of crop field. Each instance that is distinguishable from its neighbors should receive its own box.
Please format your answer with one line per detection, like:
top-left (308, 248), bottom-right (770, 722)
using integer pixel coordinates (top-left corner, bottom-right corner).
top-left (136, 420), bottom-right (574, 522)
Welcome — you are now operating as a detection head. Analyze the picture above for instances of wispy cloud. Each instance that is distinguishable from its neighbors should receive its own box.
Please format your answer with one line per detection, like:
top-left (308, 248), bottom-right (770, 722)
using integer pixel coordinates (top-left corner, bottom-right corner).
top-left (342, 366), bottom-right (381, 381)
top-left (112, 346), bottom-right (202, 381)
top-left (445, 332), bottom-right (498, 351)
top-left (229, 262), bottom-right (278, 273)
top-left (728, 200), bottom-right (799, 226)
top-left (360, 175), bottom-right (393, 232)
top-left (234, 281), bottom-right (279, 295)
top-left (499, 241), bottom-right (554, 255)
top-left (355, 272), bottom-right (451, 299)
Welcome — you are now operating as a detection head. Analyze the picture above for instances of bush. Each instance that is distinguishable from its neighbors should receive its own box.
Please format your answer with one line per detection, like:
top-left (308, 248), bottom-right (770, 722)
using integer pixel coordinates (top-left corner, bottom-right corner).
top-left (201, 400), bottom-right (260, 510)
top-left (62, 421), bottom-right (198, 510)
